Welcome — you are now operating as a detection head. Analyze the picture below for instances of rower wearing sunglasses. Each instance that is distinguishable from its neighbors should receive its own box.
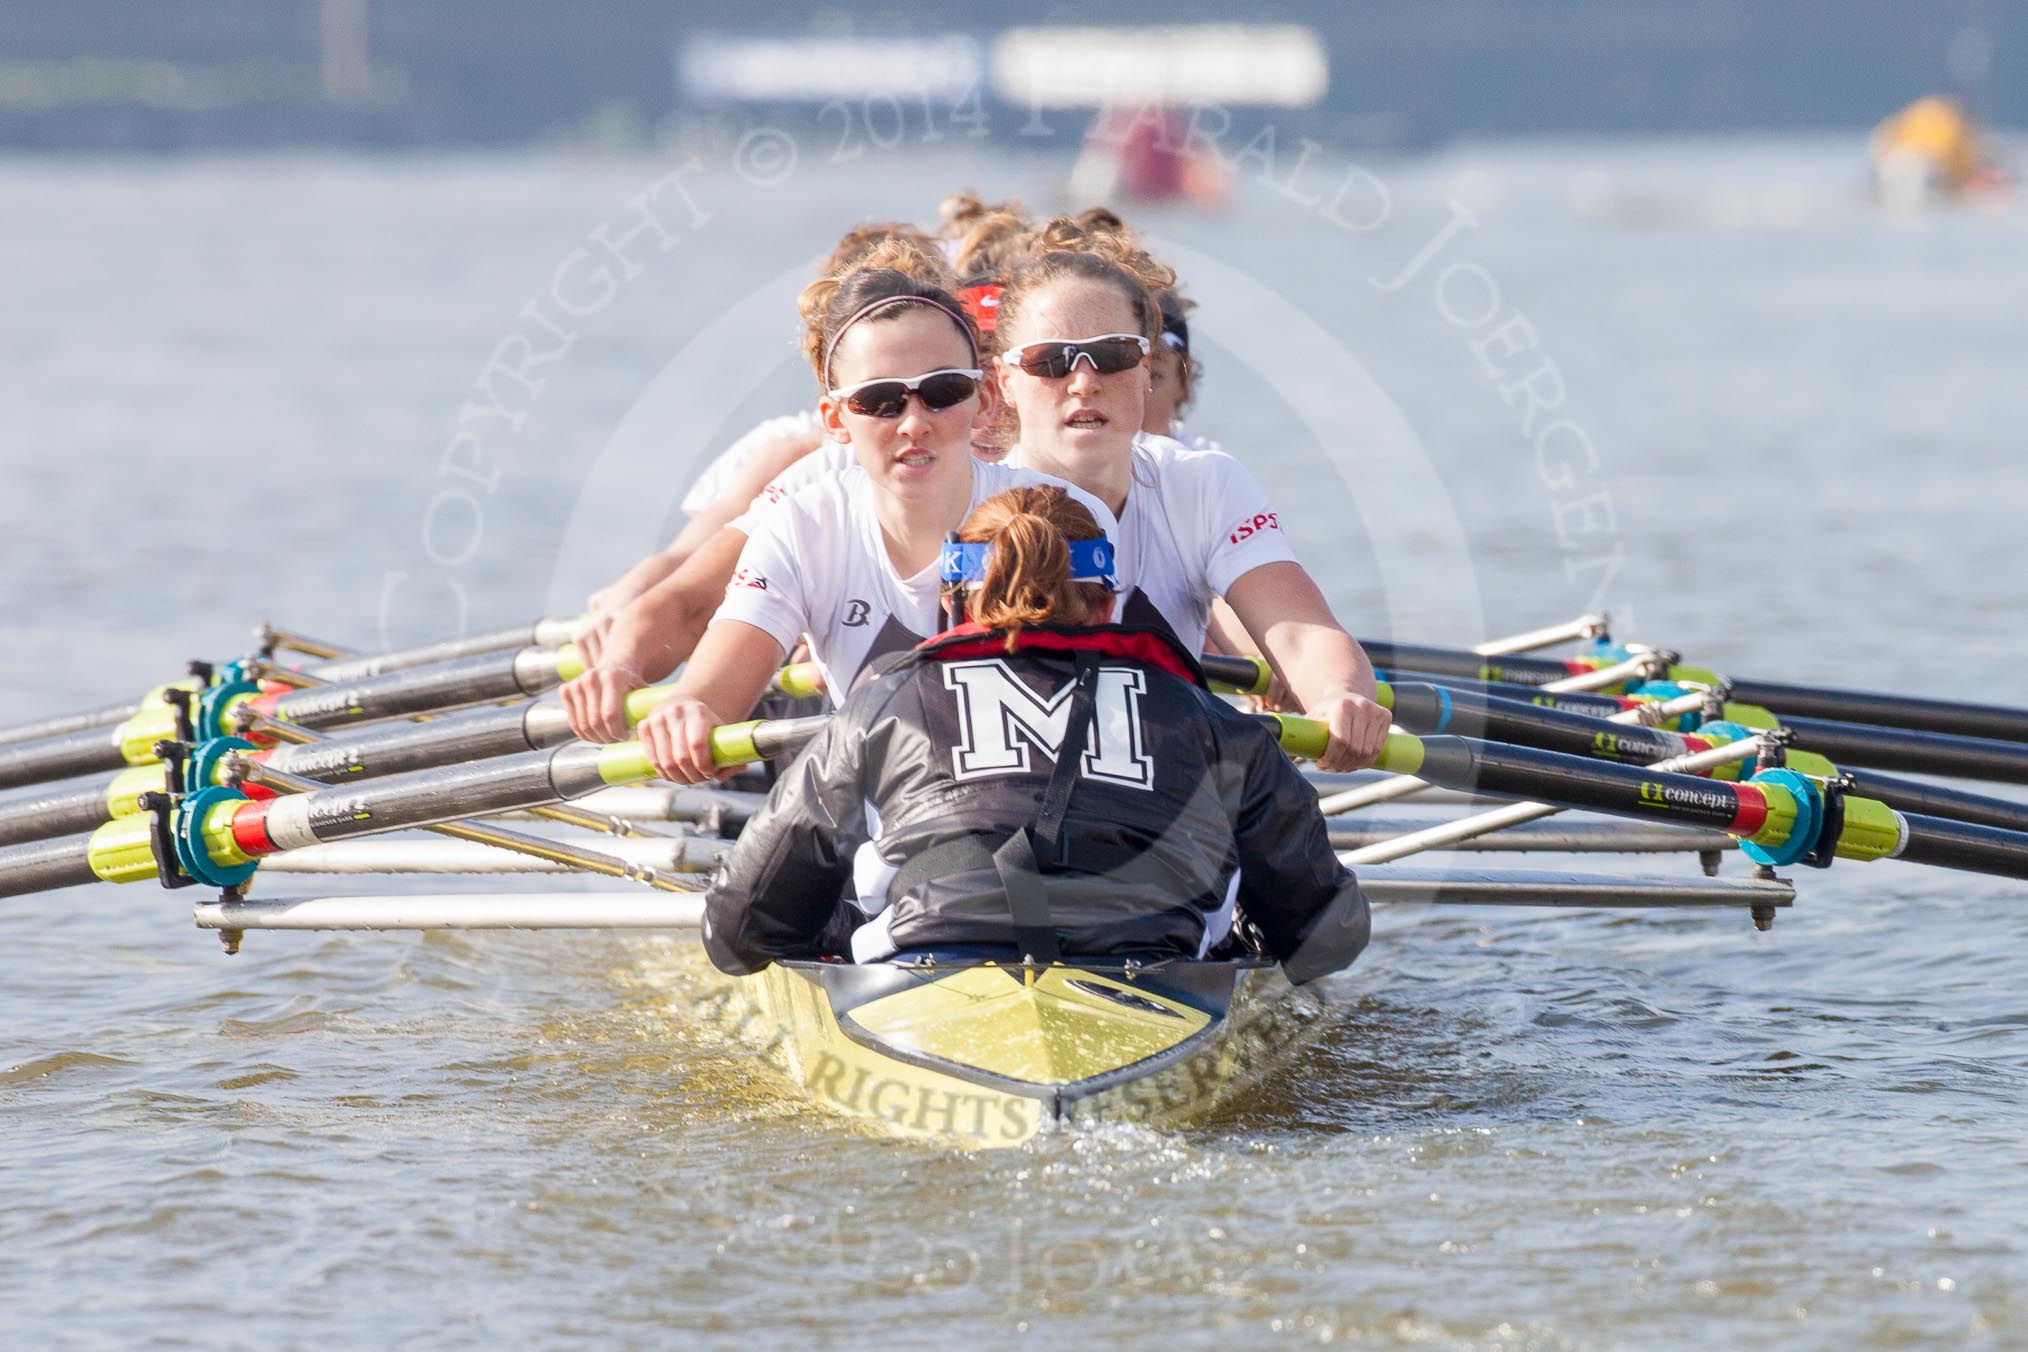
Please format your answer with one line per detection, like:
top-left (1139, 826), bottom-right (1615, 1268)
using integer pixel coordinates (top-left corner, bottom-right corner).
top-left (701, 485), bottom-right (1370, 983)
top-left (993, 218), bottom-right (1391, 774)
top-left (620, 239), bottom-right (1115, 784)
top-left (563, 214), bottom-right (1037, 735)
top-left (578, 220), bottom-right (934, 625)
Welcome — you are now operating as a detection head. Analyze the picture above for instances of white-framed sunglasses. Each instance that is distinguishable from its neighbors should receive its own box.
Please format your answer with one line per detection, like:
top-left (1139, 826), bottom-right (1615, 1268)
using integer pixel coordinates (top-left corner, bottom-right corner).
top-left (998, 334), bottom-right (1150, 379)
top-left (827, 368), bottom-right (985, 418)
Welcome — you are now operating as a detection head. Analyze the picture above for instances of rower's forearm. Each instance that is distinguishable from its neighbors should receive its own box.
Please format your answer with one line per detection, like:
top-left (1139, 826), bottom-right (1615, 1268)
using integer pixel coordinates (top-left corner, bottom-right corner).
top-left (600, 591), bottom-right (710, 683)
top-left (1272, 626), bottom-right (1378, 709)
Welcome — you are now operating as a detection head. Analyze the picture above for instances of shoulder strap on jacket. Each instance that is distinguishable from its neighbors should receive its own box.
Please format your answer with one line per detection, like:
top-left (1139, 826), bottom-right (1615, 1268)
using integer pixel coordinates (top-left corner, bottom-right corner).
top-left (887, 652), bottom-right (1103, 964)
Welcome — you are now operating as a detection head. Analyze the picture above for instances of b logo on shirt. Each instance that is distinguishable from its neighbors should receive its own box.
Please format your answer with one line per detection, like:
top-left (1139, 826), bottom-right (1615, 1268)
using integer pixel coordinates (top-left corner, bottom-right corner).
top-left (842, 599), bottom-right (870, 627)
top-left (1226, 511), bottom-right (1280, 545)
top-left (942, 660), bottom-right (1154, 789)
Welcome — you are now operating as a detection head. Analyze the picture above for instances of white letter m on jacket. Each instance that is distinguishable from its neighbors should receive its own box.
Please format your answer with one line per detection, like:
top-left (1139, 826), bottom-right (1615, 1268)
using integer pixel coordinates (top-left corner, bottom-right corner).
top-left (941, 660), bottom-right (1155, 789)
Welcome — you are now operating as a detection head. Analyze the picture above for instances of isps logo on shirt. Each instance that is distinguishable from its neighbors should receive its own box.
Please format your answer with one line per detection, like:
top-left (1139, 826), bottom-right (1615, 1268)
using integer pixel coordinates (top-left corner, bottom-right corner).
top-left (1226, 512), bottom-right (1281, 545)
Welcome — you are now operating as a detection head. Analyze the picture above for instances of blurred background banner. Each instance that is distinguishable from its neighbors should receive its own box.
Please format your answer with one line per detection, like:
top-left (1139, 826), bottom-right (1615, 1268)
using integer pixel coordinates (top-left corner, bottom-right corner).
top-left (0, 1), bottom-right (2016, 150)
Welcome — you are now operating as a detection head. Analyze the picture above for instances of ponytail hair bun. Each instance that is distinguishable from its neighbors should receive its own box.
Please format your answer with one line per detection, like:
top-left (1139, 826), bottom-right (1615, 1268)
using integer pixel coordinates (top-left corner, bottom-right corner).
top-left (954, 487), bottom-right (1114, 648)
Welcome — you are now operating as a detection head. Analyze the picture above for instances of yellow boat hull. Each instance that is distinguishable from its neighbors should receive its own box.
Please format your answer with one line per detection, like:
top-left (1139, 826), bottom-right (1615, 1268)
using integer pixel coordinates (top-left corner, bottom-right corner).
top-left (746, 958), bottom-right (1309, 1147)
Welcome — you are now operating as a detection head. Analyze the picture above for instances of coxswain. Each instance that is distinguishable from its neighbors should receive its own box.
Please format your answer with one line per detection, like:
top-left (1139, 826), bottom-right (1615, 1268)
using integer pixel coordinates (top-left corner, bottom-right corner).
top-left (701, 485), bottom-right (1370, 982)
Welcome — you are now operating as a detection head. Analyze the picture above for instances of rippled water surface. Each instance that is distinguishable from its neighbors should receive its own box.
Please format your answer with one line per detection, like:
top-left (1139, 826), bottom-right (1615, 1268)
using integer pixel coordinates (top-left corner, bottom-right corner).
top-left (3, 140), bottom-right (2027, 1347)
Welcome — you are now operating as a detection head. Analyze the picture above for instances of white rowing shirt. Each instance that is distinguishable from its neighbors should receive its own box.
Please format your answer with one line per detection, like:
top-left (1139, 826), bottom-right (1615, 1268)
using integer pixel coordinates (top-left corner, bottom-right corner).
top-left (1165, 420), bottom-right (1224, 454)
top-left (679, 409), bottom-right (827, 516)
top-left (737, 438), bottom-right (857, 520)
top-left (712, 461), bottom-right (1119, 704)
top-left (1010, 433), bottom-right (1298, 653)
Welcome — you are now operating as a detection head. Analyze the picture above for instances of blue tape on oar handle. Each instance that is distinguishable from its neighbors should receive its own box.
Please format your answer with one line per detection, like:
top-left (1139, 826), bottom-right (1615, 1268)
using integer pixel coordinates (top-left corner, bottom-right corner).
top-left (174, 785), bottom-right (259, 889)
top-left (1738, 767), bottom-right (1823, 868)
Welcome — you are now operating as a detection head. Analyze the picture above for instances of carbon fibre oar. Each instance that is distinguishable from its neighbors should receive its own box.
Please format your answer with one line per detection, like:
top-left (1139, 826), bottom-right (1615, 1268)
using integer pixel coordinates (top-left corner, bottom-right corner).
top-left (855, 649), bottom-right (2028, 823)
top-left (1358, 639), bottom-right (2028, 745)
top-left (0, 618), bottom-right (583, 751)
top-left (0, 645), bottom-right (586, 793)
top-left (0, 708), bottom-right (1383, 900)
top-left (1264, 721), bottom-right (2028, 881)
top-left (1742, 714), bottom-right (2028, 786)
top-left (1370, 668), bottom-right (2028, 834)
top-left (1719, 676), bottom-right (2028, 746)
top-left (0, 683), bottom-right (686, 849)
top-left (0, 716), bottom-right (826, 899)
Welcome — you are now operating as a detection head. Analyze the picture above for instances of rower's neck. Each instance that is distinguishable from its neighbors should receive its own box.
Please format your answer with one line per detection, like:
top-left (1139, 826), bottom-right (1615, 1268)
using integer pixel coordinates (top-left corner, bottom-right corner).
top-left (1026, 439), bottom-right (1134, 519)
top-left (874, 461), bottom-right (976, 578)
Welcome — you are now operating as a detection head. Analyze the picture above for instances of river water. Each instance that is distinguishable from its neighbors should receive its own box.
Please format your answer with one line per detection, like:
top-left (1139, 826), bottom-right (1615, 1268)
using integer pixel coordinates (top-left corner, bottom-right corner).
top-left (2, 135), bottom-right (2026, 1348)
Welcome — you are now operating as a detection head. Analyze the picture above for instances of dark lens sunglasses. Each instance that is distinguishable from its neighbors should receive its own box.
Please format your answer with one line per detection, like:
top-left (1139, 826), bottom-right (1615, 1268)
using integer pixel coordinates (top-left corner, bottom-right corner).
top-left (827, 368), bottom-right (984, 418)
top-left (1000, 333), bottom-right (1151, 380)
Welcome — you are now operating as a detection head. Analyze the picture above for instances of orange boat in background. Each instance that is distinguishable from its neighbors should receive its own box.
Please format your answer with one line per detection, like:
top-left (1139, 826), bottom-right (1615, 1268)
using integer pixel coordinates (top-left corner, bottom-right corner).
top-left (1869, 94), bottom-right (2010, 207)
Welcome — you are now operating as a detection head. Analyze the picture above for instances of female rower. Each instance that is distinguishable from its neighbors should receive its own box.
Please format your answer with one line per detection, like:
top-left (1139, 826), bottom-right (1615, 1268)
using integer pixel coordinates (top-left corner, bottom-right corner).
top-left (563, 208), bottom-right (1033, 710)
top-left (701, 485), bottom-right (1370, 983)
top-left (620, 243), bottom-right (1114, 781)
top-left (580, 219), bottom-right (934, 617)
top-left (992, 218), bottom-right (1390, 772)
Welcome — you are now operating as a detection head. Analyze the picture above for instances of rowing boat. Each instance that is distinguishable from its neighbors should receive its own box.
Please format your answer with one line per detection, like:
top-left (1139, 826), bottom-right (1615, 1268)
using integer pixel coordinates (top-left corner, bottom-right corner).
top-left (10, 609), bottom-right (2028, 1149)
top-left (186, 863), bottom-right (1797, 1146)
top-left (750, 956), bottom-right (1308, 1146)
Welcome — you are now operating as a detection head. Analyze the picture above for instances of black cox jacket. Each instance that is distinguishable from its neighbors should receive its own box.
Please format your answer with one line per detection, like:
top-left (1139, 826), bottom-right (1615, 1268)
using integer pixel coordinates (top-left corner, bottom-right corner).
top-left (701, 623), bottom-right (1369, 984)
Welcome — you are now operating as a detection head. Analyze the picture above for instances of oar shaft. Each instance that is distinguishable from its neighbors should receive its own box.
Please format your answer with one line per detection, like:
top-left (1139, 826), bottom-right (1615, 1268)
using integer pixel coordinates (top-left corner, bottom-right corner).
top-left (0, 645), bottom-right (583, 793)
top-left (262, 646), bottom-right (575, 733)
top-left (231, 715), bottom-right (829, 863)
top-left (1726, 678), bottom-right (2028, 746)
top-left (1386, 683), bottom-right (1697, 768)
top-left (1783, 716), bottom-right (2028, 787)
top-left (1361, 641), bottom-right (1579, 687)
top-left (309, 618), bottom-right (578, 683)
top-left (1840, 771), bottom-right (2028, 835)
top-left (0, 835), bottom-right (101, 896)
top-left (0, 776), bottom-right (152, 848)
top-left (0, 701), bottom-right (141, 750)
top-left (0, 728), bottom-right (137, 793)
top-left (1383, 671), bottom-right (1666, 723)
top-left (1895, 813), bottom-right (2028, 879)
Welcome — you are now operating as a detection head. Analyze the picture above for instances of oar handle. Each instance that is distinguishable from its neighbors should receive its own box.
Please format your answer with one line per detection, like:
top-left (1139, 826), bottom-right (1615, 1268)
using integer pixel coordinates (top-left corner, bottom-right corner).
top-left (1256, 713), bottom-right (1426, 774)
top-left (588, 715), bottom-right (832, 787)
top-left (769, 663), bottom-right (827, 700)
top-left (1199, 653), bottom-right (1273, 697)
